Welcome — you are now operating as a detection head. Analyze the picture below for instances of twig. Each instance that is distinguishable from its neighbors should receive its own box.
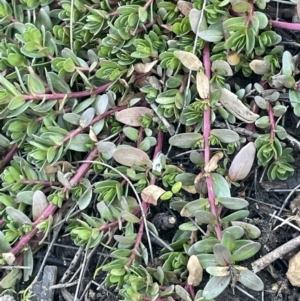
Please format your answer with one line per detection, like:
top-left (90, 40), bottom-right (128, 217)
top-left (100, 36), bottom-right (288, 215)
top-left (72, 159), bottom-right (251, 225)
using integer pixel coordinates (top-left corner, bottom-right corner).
top-left (275, 183), bottom-right (300, 221)
top-left (251, 235), bottom-right (300, 273)
top-left (270, 213), bottom-right (300, 232)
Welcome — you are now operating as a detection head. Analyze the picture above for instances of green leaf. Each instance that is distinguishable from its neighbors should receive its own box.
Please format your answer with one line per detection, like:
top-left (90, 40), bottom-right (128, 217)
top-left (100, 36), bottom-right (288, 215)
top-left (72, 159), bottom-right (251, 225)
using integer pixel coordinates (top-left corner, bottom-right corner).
top-left (123, 127), bottom-right (139, 141)
top-left (46, 71), bottom-right (71, 93)
top-left (169, 133), bottom-right (202, 149)
top-left (80, 107), bottom-right (95, 128)
top-left (211, 129), bottom-right (239, 143)
top-left (211, 173), bottom-right (230, 197)
top-left (238, 269), bottom-right (264, 291)
top-left (221, 232), bottom-right (236, 252)
top-left (180, 198), bottom-right (209, 217)
top-left (217, 197), bottom-right (249, 210)
top-left (179, 221), bottom-right (198, 231)
top-left (253, 11), bottom-right (268, 29)
top-left (7, 53), bottom-right (25, 67)
top-left (0, 74), bottom-right (21, 96)
top-left (28, 74), bottom-right (45, 94)
top-left (221, 210), bottom-right (250, 223)
top-left (0, 269), bottom-right (22, 289)
top-left (232, 242), bottom-right (261, 261)
top-left (6, 206), bottom-right (32, 224)
top-left (223, 17), bottom-right (247, 31)
top-left (194, 210), bottom-right (217, 224)
top-left (23, 247), bottom-right (33, 281)
top-left (222, 226), bottom-right (244, 239)
top-left (214, 244), bottom-right (232, 265)
top-left (8, 95), bottom-right (26, 110)
top-left (188, 238), bottom-right (219, 255)
top-left (203, 275), bottom-right (231, 299)
top-left (63, 57), bottom-right (76, 72)
top-left (138, 6), bottom-right (147, 22)
top-left (198, 30), bottom-right (223, 42)
top-left (0, 231), bottom-right (11, 253)
top-left (254, 96), bottom-right (268, 110)
top-left (255, 116), bottom-right (270, 128)
top-left (69, 134), bottom-right (91, 152)
top-left (78, 186), bottom-right (93, 210)
top-left (231, 221), bottom-right (261, 239)
top-left (196, 254), bottom-right (218, 269)
top-left (206, 266), bottom-right (230, 276)
top-left (120, 211), bottom-right (140, 223)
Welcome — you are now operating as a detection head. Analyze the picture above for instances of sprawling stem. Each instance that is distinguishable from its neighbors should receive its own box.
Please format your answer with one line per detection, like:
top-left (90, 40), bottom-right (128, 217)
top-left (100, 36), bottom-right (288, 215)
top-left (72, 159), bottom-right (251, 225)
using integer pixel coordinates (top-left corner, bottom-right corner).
top-left (0, 144), bottom-right (18, 170)
top-left (271, 20), bottom-right (300, 31)
top-left (10, 148), bottom-right (99, 255)
top-left (58, 106), bottom-right (126, 147)
top-left (268, 101), bottom-right (276, 140)
top-left (202, 43), bottom-right (222, 240)
top-left (126, 130), bottom-right (164, 266)
top-left (24, 82), bottom-right (111, 100)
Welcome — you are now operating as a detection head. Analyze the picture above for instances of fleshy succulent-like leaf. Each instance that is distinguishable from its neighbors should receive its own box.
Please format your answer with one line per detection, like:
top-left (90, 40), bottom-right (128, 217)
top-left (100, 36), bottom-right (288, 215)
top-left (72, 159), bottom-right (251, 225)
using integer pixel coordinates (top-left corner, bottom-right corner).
top-left (216, 197), bottom-right (249, 210)
top-left (238, 269), bottom-right (264, 291)
top-left (0, 231), bottom-right (11, 253)
top-left (32, 191), bottom-right (49, 221)
top-left (113, 146), bottom-right (150, 167)
top-left (228, 142), bottom-right (256, 181)
top-left (231, 221), bottom-right (261, 239)
top-left (232, 242), bottom-right (261, 261)
top-left (6, 207), bottom-right (32, 224)
top-left (203, 275), bottom-right (231, 299)
top-left (214, 244), bottom-right (232, 266)
top-left (115, 107), bottom-right (154, 126)
top-left (169, 133), bottom-right (202, 149)
top-left (211, 129), bottom-right (239, 143)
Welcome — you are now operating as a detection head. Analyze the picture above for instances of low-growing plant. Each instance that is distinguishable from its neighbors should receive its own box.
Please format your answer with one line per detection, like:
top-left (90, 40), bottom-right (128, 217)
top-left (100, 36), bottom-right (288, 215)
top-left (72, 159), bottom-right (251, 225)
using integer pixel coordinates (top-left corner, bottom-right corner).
top-left (0, 0), bottom-right (299, 300)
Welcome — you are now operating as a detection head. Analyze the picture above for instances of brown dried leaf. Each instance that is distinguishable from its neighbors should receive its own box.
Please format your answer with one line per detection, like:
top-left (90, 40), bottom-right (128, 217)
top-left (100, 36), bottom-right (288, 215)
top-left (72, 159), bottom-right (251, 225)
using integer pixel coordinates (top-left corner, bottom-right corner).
top-left (141, 185), bottom-right (166, 206)
top-left (174, 50), bottom-right (203, 71)
top-left (287, 251), bottom-right (300, 286)
top-left (228, 142), bottom-right (256, 181)
top-left (181, 185), bottom-right (197, 194)
top-left (113, 146), bottom-right (150, 167)
top-left (204, 152), bottom-right (224, 173)
top-left (89, 126), bottom-right (98, 142)
top-left (187, 255), bottom-right (203, 286)
top-left (249, 60), bottom-right (271, 75)
top-left (115, 107), bottom-right (154, 126)
top-left (2, 252), bottom-right (15, 265)
top-left (197, 72), bottom-right (210, 99)
top-left (194, 172), bottom-right (208, 194)
top-left (177, 0), bottom-right (193, 16)
top-left (134, 60), bottom-right (158, 73)
top-left (218, 87), bottom-right (259, 123)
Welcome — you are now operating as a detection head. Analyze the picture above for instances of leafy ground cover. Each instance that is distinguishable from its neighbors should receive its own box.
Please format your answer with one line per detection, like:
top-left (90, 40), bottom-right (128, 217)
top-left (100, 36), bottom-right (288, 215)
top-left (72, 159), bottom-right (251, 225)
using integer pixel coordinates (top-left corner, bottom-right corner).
top-left (1, 0), bottom-right (300, 300)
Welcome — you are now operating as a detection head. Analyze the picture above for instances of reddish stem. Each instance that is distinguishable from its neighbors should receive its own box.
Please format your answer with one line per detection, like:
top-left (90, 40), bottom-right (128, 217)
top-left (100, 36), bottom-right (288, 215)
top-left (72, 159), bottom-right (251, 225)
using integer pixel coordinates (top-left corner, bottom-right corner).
top-left (0, 144), bottom-right (18, 170)
top-left (126, 131), bottom-right (164, 266)
top-left (24, 82), bottom-right (111, 101)
top-left (245, 0), bottom-right (254, 27)
top-left (202, 43), bottom-right (222, 241)
top-left (10, 148), bottom-right (99, 255)
top-left (271, 20), bottom-right (300, 31)
top-left (22, 180), bottom-right (61, 186)
top-left (268, 101), bottom-right (276, 140)
top-left (59, 106), bottom-right (126, 147)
